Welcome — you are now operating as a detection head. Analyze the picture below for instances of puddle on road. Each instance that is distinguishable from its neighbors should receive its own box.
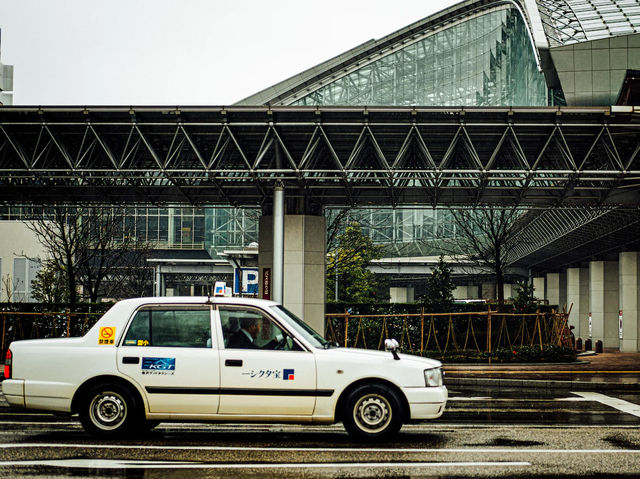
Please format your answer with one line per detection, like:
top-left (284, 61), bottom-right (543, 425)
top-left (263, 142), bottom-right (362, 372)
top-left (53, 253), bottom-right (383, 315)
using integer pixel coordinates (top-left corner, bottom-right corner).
top-left (604, 434), bottom-right (640, 450)
top-left (463, 437), bottom-right (545, 448)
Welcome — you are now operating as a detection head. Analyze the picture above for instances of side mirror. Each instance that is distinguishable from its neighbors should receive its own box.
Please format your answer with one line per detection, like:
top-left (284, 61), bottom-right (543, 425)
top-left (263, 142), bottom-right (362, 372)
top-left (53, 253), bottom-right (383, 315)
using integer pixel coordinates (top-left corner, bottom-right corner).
top-left (384, 338), bottom-right (401, 360)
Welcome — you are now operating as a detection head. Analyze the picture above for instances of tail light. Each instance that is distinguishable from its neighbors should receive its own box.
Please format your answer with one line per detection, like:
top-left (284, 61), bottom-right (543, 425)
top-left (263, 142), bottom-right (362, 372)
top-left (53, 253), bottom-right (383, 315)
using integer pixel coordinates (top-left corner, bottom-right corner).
top-left (4, 349), bottom-right (11, 380)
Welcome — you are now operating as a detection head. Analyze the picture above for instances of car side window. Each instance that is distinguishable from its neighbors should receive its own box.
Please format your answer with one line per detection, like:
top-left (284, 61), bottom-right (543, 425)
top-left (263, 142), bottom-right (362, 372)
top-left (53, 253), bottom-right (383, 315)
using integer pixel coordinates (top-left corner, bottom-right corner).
top-left (122, 307), bottom-right (212, 348)
top-left (219, 306), bottom-right (302, 351)
top-left (122, 310), bottom-right (150, 346)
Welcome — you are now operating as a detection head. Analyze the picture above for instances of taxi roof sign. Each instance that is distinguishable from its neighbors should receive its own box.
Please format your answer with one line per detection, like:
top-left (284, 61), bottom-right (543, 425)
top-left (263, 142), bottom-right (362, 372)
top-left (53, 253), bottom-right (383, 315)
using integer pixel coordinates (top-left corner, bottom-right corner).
top-left (214, 281), bottom-right (231, 297)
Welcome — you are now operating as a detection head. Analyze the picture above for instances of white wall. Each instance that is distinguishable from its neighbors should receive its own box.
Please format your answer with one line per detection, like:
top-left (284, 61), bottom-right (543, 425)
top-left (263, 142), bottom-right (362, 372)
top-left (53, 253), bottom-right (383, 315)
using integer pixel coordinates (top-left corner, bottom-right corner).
top-left (0, 221), bottom-right (46, 302)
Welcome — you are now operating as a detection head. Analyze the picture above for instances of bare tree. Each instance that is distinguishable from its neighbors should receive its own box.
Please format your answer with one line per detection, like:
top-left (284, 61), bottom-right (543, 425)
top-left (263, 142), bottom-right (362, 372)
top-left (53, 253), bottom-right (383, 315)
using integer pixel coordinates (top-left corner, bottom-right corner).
top-left (1, 274), bottom-right (15, 302)
top-left (448, 207), bottom-right (528, 305)
top-left (102, 242), bottom-right (154, 299)
top-left (26, 207), bottom-right (87, 306)
top-left (26, 207), bottom-right (153, 305)
top-left (30, 260), bottom-right (69, 304)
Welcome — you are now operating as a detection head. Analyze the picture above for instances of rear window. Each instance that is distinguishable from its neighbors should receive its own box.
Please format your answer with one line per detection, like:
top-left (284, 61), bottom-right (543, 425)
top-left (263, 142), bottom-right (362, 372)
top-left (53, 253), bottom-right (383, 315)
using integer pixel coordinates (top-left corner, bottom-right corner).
top-left (122, 307), bottom-right (212, 348)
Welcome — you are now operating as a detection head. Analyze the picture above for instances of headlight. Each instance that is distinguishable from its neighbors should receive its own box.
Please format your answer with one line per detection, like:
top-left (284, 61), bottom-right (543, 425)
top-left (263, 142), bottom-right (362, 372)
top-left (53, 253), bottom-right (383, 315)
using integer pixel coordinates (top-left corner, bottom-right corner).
top-left (424, 368), bottom-right (443, 387)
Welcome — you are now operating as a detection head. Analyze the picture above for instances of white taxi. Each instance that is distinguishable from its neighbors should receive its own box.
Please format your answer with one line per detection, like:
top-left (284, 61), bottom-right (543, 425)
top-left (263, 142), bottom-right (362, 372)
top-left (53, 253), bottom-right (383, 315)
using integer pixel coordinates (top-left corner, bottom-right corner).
top-left (2, 297), bottom-right (447, 440)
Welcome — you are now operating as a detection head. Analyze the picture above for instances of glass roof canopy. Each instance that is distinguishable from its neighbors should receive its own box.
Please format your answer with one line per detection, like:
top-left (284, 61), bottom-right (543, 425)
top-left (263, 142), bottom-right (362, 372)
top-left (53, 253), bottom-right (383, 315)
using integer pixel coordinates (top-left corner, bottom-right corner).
top-left (239, 0), bottom-right (640, 109)
top-left (537, 0), bottom-right (640, 47)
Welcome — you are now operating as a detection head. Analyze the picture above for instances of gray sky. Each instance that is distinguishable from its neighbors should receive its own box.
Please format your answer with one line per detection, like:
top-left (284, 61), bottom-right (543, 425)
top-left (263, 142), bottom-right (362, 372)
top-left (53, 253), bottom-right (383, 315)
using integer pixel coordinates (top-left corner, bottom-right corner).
top-left (0, 0), bottom-right (455, 105)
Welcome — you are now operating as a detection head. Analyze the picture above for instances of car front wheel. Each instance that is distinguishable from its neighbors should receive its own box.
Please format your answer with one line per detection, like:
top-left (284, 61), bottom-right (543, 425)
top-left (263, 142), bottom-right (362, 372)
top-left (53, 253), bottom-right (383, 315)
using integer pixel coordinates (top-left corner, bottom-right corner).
top-left (342, 383), bottom-right (403, 441)
top-left (79, 383), bottom-right (139, 437)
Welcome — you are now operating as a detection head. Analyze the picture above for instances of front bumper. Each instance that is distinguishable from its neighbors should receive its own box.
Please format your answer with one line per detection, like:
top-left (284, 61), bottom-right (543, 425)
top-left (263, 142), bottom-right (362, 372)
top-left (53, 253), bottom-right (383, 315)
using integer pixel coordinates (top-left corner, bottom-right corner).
top-left (402, 385), bottom-right (448, 420)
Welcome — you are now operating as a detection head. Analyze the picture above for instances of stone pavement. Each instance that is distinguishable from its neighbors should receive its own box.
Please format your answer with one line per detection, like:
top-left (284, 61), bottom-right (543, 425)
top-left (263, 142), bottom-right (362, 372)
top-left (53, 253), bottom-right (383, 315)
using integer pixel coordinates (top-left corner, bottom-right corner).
top-left (443, 350), bottom-right (640, 391)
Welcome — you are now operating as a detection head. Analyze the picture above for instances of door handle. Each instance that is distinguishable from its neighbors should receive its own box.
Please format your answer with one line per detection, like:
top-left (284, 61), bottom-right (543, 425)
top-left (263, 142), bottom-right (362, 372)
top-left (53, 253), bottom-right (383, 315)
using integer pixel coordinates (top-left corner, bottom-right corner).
top-left (225, 359), bottom-right (243, 367)
top-left (122, 357), bottom-right (140, 364)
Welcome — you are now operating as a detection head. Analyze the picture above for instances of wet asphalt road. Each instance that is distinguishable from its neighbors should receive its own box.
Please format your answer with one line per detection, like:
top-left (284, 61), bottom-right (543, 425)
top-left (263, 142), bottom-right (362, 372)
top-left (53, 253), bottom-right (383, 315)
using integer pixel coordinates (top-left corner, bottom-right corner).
top-left (0, 387), bottom-right (640, 478)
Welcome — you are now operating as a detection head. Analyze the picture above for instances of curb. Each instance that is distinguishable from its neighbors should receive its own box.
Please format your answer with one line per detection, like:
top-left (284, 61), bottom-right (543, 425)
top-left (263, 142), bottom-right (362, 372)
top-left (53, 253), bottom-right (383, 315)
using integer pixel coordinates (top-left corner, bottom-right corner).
top-left (443, 360), bottom-right (590, 367)
top-left (446, 377), bottom-right (640, 391)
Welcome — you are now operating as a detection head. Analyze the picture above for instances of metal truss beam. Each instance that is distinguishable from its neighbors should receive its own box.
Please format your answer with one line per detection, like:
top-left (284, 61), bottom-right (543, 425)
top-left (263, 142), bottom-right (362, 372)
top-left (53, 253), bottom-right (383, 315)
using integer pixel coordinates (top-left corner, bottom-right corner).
top-left (1, 106), bottom-right (640, 207)
top-left (507, 208), bottom-right (640, 271)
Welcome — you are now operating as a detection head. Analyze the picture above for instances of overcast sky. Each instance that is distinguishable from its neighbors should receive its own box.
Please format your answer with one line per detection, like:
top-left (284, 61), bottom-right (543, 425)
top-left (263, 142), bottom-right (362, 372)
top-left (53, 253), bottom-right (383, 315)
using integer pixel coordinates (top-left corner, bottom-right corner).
top-left (0, 0), bottom-right (456, 105)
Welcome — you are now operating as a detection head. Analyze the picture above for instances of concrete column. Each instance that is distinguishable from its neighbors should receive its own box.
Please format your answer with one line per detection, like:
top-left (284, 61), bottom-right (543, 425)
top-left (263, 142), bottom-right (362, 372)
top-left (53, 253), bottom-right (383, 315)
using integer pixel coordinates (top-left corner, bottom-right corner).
top-left (589, 261), bottom-right (619, 348)
top-left (481, 283), bottom-right (496, 300)
top-left (272, 185), bottom-right (285, 304)
top-left (390, 287), bottom-right (415, 303)
top-left (259, 215), bottom-right (326, 334)
top-left (619, 252), bottom-right (640, 352)
top-left (546, 272), bottom-right (567, 310)
top-left (567, 267), bottom-right (589, 339)
top-left (533, 277), bottom-right (545, 302)
top-left (168, 207), bottom-right (176, 246)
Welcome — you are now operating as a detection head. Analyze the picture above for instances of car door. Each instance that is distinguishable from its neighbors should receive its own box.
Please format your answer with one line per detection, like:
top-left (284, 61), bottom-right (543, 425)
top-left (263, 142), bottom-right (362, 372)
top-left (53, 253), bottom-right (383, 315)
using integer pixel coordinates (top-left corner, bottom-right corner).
top-left (216, 305), bottom-right (317, 416)
top-left (117, 305), bottom-right (220, 414)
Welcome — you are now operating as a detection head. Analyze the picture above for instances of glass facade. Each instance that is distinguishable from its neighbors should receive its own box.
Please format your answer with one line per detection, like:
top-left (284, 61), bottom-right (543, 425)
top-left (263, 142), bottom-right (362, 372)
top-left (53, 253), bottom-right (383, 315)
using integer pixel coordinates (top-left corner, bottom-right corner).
top-left (205, 207), bottom-right (259, 256)
top-left (293, 7), bottom-right (549, 107)
top-left (328, 209), bottom-right (463, 257)
top-left (297, 6), bottom-right (552, 257)
top-left (0, 206), bottom-right (259, 258)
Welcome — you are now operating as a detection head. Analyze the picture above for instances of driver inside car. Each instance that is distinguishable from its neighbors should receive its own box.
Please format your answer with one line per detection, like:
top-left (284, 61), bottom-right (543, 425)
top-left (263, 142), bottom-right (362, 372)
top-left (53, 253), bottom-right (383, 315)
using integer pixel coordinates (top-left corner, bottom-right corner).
top-left (226, 316), bottom-right (284, 350)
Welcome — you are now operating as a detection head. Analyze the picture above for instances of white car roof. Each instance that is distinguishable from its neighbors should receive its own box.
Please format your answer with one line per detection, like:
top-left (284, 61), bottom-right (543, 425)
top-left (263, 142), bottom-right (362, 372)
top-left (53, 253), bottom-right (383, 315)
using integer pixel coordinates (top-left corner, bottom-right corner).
top-left (114, 296), bottom-right (280, 308)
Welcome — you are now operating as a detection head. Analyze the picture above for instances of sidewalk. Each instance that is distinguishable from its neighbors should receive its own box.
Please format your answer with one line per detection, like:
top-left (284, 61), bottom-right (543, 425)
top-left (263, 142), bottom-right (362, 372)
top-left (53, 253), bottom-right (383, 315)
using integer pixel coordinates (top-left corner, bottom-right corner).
top-left (443, 350), bottom-right (640, 391)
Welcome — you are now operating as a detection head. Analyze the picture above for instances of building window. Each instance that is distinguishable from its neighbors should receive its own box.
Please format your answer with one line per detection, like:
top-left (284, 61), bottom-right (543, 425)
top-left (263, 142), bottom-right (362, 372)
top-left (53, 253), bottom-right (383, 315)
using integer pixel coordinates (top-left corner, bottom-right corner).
top-left (12, 258), bottom-right (40, 302)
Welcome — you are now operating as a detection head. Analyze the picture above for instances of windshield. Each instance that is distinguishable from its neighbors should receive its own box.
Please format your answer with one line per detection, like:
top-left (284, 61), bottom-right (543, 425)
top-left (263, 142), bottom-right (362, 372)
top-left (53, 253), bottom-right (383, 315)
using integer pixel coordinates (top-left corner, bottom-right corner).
top-left (271, 305), bottom-right (329, 349)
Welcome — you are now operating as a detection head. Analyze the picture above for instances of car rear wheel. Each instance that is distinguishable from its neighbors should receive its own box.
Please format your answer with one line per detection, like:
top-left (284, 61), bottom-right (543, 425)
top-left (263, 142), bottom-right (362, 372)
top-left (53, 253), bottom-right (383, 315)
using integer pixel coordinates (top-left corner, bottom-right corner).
top-left (79, 383), bottom-right (139, 437)
top-left (342, 383), bottom-right (403, 441)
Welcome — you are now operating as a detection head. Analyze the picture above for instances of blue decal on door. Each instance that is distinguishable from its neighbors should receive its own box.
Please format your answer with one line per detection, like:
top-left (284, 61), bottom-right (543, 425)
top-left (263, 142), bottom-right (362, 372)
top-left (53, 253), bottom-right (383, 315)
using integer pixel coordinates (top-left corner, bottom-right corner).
top-left (142, 357), bottom-right (176, 371)
top-left (283, 369), bottom-right (295, 380)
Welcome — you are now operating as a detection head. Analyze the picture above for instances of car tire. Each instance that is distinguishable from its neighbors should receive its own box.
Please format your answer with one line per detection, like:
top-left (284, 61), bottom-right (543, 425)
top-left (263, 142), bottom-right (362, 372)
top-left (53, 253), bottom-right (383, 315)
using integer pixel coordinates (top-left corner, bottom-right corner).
top-left (342, 383), bottom-right (404, 441)
top-left (79, 383), bottom-right (140, 437)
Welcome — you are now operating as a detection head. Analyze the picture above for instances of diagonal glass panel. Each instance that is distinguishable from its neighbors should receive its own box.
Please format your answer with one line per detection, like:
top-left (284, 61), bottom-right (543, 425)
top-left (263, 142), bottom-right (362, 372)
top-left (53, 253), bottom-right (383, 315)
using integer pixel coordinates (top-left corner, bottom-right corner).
top-left (292, 7), bottom-right (548, 107)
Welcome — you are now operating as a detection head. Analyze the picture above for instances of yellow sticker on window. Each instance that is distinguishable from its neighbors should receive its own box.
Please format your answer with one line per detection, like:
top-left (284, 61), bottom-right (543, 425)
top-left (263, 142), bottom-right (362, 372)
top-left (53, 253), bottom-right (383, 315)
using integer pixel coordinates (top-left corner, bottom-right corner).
top-left (98, 327), bottom-right (116, 345)
top-left (137, 339), bottom-right (149, 346)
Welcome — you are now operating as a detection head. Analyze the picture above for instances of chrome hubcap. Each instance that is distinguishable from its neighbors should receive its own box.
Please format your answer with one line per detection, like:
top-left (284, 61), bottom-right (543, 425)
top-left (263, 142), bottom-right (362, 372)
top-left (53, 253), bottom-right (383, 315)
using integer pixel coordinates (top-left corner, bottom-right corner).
top-left (354, 394), bottom-right (391, 433)
top-left (90, 392), bottom-right (126, 430)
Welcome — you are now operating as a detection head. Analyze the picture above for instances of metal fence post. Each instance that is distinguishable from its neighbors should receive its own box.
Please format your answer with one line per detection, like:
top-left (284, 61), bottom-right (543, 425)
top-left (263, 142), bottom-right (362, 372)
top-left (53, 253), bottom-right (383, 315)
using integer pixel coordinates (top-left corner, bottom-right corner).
top-left (1, 311), bottom-right (5, 360)
top-left (420, 307), bottom-right (425, 354)
top-left (344, 310), bottom-right (350, 348)
top-left (537, 310), bottom-right (543, 350)
top-left (487, 310), bottom-right (492, 364)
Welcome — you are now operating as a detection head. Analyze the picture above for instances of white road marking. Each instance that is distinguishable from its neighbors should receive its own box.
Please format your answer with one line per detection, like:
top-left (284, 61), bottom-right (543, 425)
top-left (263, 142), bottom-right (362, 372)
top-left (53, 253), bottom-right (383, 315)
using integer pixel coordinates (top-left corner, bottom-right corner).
top-left (448, 397), bottom-right (589, 402)
top-left (2, 423), bottom-right (640, 431)
top-left (449, 397), bottom-right (492, 401)
top-left (0, 443), bottom-right (639, 454)
top-left (574, 392), bottom-right (640, 418)
top-left (0, 458), bottom-right (531, 469)
top-left (0, 422), bottom-right (78, 425)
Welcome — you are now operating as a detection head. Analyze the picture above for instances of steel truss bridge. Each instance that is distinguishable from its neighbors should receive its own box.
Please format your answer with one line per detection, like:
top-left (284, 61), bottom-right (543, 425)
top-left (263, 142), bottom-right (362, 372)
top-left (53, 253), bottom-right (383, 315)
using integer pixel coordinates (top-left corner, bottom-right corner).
top-left (1, 106), bottom-right (640, 208)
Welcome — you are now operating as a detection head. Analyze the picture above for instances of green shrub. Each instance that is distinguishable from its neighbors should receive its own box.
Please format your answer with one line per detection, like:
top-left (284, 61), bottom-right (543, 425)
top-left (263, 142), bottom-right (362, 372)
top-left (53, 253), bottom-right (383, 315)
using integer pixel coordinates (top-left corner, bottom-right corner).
top-left (418, 345), bottom-right (577, 363)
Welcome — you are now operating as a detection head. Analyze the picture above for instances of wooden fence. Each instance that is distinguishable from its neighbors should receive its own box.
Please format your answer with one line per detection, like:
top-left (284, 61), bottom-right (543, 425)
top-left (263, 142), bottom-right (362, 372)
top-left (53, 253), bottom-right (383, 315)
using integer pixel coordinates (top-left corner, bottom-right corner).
top-left (0, 308), bottom-right (572, 361)
top-left (0, 310), bottom-right (103, 360)
top-left (325, 309), bottom-right (572, 357)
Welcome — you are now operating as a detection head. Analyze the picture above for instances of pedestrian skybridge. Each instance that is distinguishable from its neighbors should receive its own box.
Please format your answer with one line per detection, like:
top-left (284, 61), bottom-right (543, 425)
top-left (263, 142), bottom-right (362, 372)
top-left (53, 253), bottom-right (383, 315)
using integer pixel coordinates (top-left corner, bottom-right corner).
top-left (1, 106), bottom-right (639, 208)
